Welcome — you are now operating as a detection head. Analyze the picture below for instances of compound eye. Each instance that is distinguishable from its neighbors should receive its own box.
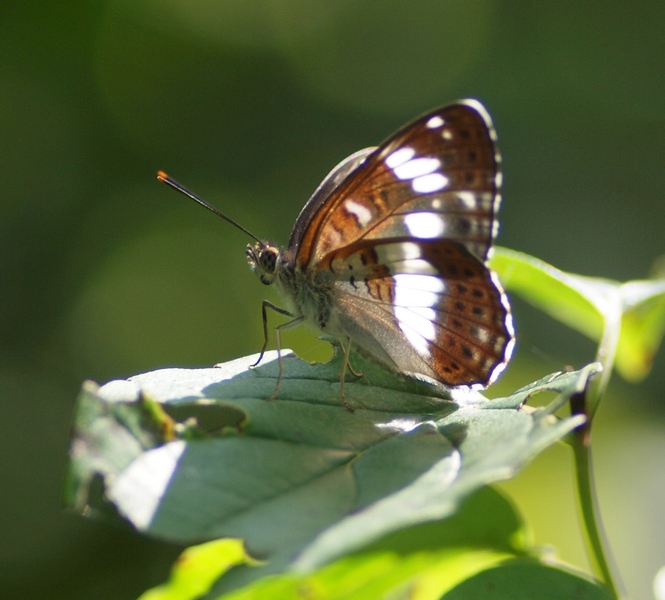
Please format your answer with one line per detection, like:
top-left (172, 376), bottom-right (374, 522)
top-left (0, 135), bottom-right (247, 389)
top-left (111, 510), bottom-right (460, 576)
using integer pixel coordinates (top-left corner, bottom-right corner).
top-left (260, 248), bottom-right (278, 273)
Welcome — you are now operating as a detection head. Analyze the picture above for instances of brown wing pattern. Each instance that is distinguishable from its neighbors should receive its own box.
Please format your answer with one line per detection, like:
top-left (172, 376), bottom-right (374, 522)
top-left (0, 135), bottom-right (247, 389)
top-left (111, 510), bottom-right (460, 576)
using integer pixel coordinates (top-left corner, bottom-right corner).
top-left (327, 239), bottom-right (512, 387)
top-left (294, 101), bottom-right (501, 268)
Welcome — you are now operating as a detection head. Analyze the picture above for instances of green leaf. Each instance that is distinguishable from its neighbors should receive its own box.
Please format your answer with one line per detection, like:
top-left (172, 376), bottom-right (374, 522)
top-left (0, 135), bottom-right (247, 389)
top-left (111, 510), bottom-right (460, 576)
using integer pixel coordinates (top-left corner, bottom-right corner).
top-left (144, 542), bottom-right (610, 600)
top-left (491, 247), bottom-right (665, 386)
top-left (222, 555), bottom-right (611, 600)
top-left (138, 539), bottom-right (253, 600)
top-left (616, 279), bottom-right (665, 381)
top-left (143, 488), bottom-right (523, 599)
top-left (221, 549), bottom-right (513, 600)
top-left (140, 493), bottom-right (610, 599)
top-left (437, 557), bottom-right (612, 600)
top-left (63, 379), bottom-right (178, 517)
top-left (66, 350), bottom-right (594, 593)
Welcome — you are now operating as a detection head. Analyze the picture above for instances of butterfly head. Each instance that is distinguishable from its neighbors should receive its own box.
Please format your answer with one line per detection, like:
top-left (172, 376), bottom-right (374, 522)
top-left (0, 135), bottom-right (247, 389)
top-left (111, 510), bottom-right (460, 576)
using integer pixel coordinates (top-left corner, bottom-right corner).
top-left (246, 242), bottom-right (281, 285)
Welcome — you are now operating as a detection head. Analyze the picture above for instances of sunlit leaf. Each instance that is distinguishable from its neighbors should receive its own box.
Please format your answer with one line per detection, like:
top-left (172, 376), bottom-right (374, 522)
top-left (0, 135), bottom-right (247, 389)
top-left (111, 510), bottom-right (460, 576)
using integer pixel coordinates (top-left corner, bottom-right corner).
top-left (491, 247), bottom-right (665, 383)
top-left (138, 539), bottom-right (253, 600)
top-left (616, 279), bottom-right (665, 381)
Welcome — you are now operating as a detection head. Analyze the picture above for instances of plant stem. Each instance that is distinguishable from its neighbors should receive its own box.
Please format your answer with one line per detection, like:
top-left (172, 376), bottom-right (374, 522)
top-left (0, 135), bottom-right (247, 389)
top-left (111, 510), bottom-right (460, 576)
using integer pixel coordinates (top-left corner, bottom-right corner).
top-left (570, 296), bottom-right (627, 596)
top-left (571, 423), bottom-right (628, 599)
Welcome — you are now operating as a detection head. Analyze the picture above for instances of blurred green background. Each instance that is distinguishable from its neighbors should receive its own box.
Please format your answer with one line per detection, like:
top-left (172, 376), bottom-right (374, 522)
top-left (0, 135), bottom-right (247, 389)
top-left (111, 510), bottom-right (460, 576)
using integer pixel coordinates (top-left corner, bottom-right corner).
top-left (2, 1), bottom-right (664, 598)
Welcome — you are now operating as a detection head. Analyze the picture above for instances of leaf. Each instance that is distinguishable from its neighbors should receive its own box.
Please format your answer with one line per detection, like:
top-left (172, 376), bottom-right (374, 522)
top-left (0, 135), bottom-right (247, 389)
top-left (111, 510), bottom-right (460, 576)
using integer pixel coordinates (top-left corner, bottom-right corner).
top-left (63, 379), bottom-right (178, 518)
top-left (140, 492), bottom-right (610, 599)
top-left (491, 247), bottom-right (665, 385)
top-left (138, 539), bottom-right (253, 600)
top-left (143, 488), bottom-right (522, 599)
top-left (616, 279), bottom-right (665, 380)
top-left (437, 557), bottom-right (612, 600)
top-left (143, 538), bottom-right (611, 600)
top-left (65, 350), bottom-right (594, 593)
top-left (234, 557), bottom-right (611, 600)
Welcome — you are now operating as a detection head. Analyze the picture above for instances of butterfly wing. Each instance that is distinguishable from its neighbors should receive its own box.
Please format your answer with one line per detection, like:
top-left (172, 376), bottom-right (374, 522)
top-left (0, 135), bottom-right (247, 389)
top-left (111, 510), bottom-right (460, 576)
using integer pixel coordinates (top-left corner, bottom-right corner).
top-left (290, 100), bottom-right (513, 388)
top-left (288, 148), bottom-right (376, 252)
top-left (292, 100), bottom-right (501, 266)
top-left (326, 238), bottom-right (512, 387)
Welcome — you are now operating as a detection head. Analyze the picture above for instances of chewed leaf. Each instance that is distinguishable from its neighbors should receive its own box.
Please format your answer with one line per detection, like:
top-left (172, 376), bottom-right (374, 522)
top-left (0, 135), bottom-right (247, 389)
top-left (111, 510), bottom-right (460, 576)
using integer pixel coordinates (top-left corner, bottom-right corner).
top-left (65, 351), bottom-right (595, 592)
top-left (491, 247), bottom-right (665, 383)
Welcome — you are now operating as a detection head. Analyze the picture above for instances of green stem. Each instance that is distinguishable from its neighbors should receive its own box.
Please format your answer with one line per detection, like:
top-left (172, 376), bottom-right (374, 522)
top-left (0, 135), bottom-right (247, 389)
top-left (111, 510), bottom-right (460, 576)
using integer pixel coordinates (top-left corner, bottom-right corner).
top-left (569, 299), bottom-right (627, 596)
top-left (572, 424), bottom-right (628, 599)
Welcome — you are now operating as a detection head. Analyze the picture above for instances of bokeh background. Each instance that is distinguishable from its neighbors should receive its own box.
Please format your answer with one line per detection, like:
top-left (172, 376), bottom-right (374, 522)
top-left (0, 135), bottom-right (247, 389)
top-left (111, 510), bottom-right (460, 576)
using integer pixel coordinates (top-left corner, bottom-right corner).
top-left (2, 1), bottom-right (665, 598)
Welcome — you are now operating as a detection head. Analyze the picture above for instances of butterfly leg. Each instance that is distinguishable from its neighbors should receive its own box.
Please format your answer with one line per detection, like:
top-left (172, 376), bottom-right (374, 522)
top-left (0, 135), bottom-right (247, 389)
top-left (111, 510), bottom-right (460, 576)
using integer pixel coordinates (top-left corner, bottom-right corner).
top-left (251, 300), bottom-right (295, 368)
top-left (336, 336), bottom-right (358, 412)
top-left (266, 314), bottom-right (304, 401)
top-left (342, 336), bottom-right (363, 378)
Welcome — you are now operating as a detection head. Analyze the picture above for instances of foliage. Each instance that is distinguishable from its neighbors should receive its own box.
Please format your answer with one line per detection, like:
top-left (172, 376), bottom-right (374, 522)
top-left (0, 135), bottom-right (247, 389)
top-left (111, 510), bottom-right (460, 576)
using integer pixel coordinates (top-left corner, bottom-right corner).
top-left (64, 249), bottom-right (665, 598)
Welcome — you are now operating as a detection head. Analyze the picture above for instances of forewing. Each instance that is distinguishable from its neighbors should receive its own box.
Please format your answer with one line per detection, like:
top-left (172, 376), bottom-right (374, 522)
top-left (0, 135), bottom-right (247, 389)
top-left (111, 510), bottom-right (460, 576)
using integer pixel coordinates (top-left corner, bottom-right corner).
top-left (294, 100), bottom-right (501, 267)
top-left (327, 239), bottom-right (513, 387)
top-left (288, 148), bottom-right (375, 251)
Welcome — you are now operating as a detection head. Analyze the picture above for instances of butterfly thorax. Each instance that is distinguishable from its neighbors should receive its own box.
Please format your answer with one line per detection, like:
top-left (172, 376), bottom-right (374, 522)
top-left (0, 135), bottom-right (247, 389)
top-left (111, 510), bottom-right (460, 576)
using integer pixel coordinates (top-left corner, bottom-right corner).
top-left (246, 242), bottom-right (335, 330)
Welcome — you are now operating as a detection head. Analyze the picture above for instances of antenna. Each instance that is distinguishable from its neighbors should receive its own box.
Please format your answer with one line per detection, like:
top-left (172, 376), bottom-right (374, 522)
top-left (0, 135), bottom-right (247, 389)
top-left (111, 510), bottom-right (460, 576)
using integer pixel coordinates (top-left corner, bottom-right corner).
top-left (157, 171), bottom-right (264, 245)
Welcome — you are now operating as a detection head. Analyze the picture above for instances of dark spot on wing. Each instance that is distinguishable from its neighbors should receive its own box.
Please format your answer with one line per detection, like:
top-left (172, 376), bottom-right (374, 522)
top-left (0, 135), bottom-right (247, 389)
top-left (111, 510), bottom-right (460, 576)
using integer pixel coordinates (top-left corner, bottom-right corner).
top-left (457, 218), bottom-right (471, 234)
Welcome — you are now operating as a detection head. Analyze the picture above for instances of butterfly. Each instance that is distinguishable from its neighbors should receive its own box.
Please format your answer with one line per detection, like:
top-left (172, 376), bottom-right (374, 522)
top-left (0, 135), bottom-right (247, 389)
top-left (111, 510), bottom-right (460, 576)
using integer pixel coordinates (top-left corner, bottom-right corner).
top-left (159, 99), bottom-right (514, 410)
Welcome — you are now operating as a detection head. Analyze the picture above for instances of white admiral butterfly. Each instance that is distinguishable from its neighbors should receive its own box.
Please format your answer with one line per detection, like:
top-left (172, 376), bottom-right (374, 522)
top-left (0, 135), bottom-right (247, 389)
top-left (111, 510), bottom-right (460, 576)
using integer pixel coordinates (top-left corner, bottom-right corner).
top-left (159, 100), bottom-right (514, 410)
